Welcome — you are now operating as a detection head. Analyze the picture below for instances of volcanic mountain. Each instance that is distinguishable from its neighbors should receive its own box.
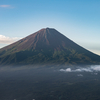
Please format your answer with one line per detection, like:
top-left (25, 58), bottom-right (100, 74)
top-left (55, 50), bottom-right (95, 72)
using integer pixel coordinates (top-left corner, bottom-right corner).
top-left (0, 28), bottom-right (100, 65)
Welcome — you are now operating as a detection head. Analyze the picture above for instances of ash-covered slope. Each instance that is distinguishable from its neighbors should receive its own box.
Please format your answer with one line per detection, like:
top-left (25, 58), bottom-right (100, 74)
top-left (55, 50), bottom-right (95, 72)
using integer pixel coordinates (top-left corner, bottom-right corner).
top-left (0, 28), bottom-right (100, 65)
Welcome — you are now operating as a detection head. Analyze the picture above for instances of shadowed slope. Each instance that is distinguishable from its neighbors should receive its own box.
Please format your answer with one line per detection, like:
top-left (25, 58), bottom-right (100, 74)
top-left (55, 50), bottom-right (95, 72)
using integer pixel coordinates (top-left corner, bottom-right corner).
top-left (0, 28), bottom-right (81, 52)
top-left (0, 28), bottom-right (100, 65)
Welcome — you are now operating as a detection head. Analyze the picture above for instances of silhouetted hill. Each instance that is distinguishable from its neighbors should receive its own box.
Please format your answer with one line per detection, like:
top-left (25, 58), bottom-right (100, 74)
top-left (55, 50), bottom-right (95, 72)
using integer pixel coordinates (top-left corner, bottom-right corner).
top-left (0, 28), bottom-right (100, 65)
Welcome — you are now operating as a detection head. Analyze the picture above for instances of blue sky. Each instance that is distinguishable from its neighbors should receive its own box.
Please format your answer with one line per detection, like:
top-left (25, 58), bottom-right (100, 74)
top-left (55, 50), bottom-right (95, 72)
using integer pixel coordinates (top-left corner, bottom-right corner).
top-left (0, 0), bottom-right (100, 55)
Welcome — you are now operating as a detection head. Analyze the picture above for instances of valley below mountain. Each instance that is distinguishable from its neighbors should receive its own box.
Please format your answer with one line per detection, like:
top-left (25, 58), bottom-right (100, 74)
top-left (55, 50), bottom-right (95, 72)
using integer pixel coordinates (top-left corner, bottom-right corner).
top-left (0, 65), bottom-right (100, 100)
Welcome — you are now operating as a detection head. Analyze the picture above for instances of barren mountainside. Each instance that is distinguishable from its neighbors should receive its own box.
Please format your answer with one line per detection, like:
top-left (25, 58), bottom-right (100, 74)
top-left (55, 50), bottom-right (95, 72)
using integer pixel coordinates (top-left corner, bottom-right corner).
top-left (0, 28), bottom-right (100, 65)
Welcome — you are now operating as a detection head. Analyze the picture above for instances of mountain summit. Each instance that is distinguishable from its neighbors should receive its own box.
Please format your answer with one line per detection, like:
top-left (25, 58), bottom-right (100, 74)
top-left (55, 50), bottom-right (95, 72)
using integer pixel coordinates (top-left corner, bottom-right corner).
top-left (0, 28), bottom-right (100, 65)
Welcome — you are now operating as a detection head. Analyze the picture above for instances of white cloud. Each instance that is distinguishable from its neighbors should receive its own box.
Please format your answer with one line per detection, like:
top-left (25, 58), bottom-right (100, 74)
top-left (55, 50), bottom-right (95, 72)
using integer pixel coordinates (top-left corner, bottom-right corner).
top-left (60, 65), bottom-right (100, 73)
top-left (0, 5), bottom-right (11, 8)
top-left (0, 35), bottom-right (20, 44)
top-left (60, 68), bottom-right (72, 72)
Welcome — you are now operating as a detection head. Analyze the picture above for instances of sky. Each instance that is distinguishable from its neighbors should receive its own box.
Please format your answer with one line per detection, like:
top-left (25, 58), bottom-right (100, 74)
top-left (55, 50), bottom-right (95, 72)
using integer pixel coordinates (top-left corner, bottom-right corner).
top-left (0, 0), bottom-right (100, 55)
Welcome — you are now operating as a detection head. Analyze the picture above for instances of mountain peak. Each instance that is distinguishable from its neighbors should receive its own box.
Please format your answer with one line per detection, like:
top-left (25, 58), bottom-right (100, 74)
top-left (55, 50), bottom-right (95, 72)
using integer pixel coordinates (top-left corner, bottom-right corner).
top-left (38, 27), bottom-right (54, 30)
top-left (37, 27), bottom-right (56, 34)
top-left (46, 27), bottom-right (55, 30)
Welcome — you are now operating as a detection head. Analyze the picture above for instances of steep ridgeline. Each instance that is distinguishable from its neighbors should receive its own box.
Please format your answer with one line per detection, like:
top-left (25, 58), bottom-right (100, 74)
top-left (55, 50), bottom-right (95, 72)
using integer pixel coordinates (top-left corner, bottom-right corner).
top-left (0, 28), bottom-right (100, 65)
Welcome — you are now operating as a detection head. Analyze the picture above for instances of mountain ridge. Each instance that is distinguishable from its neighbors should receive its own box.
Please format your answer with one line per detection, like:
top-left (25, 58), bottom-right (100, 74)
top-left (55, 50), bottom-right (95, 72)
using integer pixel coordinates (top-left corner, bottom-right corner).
top-left (0, 28), bottom-right (100, 66)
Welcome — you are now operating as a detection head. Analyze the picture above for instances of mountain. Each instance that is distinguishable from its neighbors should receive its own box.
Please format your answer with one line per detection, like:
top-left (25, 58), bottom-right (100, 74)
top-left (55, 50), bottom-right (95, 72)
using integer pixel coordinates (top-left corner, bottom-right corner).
top-left (0, 28), bottom-right (100, 65)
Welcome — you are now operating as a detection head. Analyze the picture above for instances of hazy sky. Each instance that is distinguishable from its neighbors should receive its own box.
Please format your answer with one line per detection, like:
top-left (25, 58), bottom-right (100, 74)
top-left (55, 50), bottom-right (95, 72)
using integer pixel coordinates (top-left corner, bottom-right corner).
top-left (0, 0), bottom-right (100, 55)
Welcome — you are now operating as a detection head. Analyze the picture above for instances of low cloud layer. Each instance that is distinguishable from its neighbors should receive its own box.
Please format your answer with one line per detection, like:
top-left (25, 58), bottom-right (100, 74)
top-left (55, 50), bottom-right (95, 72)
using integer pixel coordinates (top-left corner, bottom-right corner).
top-left (0, 35), bottom-right (20, 44)
top-left (60, 65), bottom-right (100, 72)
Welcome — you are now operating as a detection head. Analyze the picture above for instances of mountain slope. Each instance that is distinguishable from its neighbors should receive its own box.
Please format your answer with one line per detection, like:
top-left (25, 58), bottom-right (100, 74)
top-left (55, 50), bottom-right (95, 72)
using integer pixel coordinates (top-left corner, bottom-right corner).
top-left (0, 28), bottom-right (100, 65)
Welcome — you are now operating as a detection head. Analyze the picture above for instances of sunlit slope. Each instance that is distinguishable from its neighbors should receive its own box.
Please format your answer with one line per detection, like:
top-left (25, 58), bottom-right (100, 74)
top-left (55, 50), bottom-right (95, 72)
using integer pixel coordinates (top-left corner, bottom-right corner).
top-left (0, 28), bottom-right (100, 65)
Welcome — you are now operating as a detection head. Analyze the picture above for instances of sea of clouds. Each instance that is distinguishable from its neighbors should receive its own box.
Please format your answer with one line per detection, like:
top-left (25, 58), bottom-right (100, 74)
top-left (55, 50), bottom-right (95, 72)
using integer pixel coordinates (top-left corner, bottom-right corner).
top-left (60, 65), bottom-right (100, 72)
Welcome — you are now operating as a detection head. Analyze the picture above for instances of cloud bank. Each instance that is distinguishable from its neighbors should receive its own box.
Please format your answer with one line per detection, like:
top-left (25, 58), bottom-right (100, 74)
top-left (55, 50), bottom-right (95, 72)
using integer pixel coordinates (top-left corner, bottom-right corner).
top-left (0, 35), bottom-right (20, 44)
top-left (60, 65), bottom-right (100, 72)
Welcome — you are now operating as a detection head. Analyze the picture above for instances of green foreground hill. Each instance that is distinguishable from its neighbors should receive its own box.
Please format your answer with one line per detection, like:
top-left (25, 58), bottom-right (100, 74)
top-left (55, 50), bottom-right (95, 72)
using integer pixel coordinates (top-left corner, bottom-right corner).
top-left (0, 28), bottom-right (100, 65)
